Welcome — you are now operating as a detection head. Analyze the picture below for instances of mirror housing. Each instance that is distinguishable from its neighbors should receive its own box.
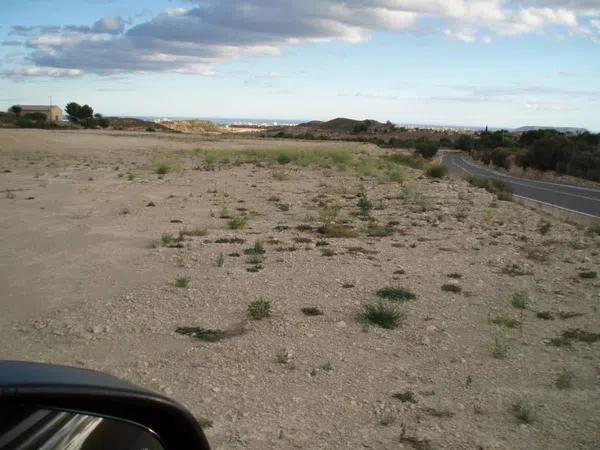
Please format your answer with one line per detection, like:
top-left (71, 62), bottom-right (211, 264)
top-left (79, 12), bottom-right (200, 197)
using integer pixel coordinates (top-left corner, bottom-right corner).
top-left (0, 361), bottom-right (210, 450)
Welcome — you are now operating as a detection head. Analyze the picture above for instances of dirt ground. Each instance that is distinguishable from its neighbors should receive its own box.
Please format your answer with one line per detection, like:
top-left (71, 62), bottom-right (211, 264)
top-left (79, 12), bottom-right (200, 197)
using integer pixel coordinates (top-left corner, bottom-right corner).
top-left (1, 128), bottom-right (599, 449)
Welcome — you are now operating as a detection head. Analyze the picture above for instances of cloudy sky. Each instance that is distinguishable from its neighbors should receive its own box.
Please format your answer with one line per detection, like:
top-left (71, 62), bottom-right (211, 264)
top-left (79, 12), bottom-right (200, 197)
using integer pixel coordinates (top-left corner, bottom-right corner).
top-left (1, 0), bottom-right (599, 129)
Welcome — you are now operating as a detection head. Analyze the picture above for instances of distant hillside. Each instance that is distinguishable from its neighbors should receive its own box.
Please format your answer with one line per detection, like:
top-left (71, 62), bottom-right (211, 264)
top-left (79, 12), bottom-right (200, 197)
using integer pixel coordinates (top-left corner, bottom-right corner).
top-left (514, 126), bottom-right (588, 134)
top-left (298, 117), bottom-right (392, 133)
top-left (108, 117), bottom-right (176, 133)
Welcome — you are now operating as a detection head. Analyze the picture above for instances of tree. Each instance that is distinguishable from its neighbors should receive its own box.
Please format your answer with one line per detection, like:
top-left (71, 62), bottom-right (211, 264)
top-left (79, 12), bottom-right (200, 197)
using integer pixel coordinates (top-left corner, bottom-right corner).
top-left (65, 102), bottom-right (94, 122)
top-left (8, 105), bottom-right (22, 117)
top-left (415, 141), bottom-right (439, 159)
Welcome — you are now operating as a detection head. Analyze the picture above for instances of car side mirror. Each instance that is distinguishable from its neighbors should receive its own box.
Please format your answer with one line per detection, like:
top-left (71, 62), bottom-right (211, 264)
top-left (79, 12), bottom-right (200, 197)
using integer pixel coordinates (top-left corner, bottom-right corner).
top-left (0, 361), bottom-right (210, 450)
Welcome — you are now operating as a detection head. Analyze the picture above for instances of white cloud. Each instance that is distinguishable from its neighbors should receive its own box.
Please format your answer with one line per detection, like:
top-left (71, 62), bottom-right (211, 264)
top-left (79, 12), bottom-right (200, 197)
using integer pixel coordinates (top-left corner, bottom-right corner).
top-left (5, 1), bottom-right (600, 77)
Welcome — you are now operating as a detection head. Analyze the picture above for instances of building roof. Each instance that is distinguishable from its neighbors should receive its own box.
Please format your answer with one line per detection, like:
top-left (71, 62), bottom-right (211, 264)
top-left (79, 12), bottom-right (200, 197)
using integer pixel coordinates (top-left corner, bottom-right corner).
top-left (20, 105), bottom-right (63, 110)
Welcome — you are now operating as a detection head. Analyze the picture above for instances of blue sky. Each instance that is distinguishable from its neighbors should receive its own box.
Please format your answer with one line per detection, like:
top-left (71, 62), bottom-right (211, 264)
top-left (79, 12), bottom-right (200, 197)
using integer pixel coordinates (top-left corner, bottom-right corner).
top-left (1, 0), bottom-right (599, 130)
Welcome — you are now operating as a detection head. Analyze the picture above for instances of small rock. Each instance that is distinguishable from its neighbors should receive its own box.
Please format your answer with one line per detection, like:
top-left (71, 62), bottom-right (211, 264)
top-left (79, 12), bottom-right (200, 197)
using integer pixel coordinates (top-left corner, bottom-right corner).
top-left (336, 321), bottom-right (347, 329)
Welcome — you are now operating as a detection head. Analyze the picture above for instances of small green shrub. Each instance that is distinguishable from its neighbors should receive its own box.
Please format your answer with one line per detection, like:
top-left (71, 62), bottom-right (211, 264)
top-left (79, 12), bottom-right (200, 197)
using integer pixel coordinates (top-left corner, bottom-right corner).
top-left (216, 252), bottom-right (225, 267)
top-left (512, 401), bottom-right (533, 424)
top-left (244, 240), bottom-right (265, 255)
top-left (555, 368), bottom-right (573, 389)
top-left (175, 276), bottom-right (190, 288)
top-left (180, 227), bottom-right (208, 237)
top-left (362, 302), bottom-right (404, 329)
top-left (321, 248), bottom-right (336, 257)
top-left (277, 153), bottom-right (291, 165)
top-left (511, 292), bottom-right (528, 309)
top-left (156, 163), bottom-right (172, 175)
top-left (228, 215), bottom-right (248, 230)
top-left (317, 224), bottom-right (359, 238)
top-left (415, 141), bottom-right (439, 159)
top-left (441, 284), bottom-right (462, 293)
top-left (276, 350), bottom-right (290, 364)
top-left (357, 195), bottom-right (372, 216)
top-left (161, 233), bottom-right (175, 246)
top-left (490, 316), bottom-right (520, 328)
top-left (538, 221), bottom-right (552, 235)
top-left (536, 311), bottom-right (554, 320)
top-left (322, 361), bottom-right (333, 372)
top-left (366, 222), bottom-right (394, 237)
top-left (425, 164), bottom-right (448, 178)
top-left (219, 207), bottom-right (232, 219)
top-left (248, 299), bottom-right (271, 320)
top-left (578, 271), bottom-right (597, 279)
top-left (376, 287), bottom-right (416, 302)
top-left (302, 307), bottom-right (324, 316)
top-left (176, 327), bottom-right (225, 342)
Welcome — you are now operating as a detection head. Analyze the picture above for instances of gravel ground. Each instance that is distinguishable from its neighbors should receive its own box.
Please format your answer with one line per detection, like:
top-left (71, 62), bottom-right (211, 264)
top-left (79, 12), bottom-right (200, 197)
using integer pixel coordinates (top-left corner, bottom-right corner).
top-left (1, 129), bottom-right (599, 449)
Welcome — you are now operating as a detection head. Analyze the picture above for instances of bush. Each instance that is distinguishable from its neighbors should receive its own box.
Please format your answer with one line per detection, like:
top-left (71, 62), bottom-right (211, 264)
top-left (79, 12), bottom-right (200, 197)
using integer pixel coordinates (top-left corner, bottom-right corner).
top-left (425, 164), bottom-right (448, 178)
top-left (98, 118), bottom-right (110, 129)
top-left (376, 287), bottom-right (416, 302)
top-left (228, 215), bottom-right (248, 230)
top-left (276, 153), bottom-right (291, 165)
top-left (362, 302), bottom-right (404, 329)
top-left (248, 299), bottom-right (271, 320)
top-left (415, 141), bottom-right (439, 159)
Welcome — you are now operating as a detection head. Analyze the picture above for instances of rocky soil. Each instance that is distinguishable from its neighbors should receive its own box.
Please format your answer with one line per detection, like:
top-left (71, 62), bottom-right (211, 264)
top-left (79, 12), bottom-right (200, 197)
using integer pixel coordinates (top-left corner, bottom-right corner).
top-left (1, 129), bottom-right (599, 449)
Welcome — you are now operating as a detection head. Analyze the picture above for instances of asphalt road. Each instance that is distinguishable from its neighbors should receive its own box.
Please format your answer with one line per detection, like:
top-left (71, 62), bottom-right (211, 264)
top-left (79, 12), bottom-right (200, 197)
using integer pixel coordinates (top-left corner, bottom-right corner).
top-left (441, 153), bottom-right (600, 219)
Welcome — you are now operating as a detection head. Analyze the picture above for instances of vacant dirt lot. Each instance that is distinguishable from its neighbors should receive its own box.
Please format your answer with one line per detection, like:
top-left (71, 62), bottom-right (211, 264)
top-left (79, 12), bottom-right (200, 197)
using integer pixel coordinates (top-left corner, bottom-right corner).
top-left (1, 129), bottom-right (599, 449)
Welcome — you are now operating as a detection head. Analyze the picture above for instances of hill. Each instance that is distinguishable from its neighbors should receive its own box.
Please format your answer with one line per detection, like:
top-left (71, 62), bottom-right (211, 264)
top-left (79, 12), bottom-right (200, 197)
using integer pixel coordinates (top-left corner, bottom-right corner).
top-left (298, 117), bottom-right (393, 133)
top-left (514, 126), bottom-right (588, 134)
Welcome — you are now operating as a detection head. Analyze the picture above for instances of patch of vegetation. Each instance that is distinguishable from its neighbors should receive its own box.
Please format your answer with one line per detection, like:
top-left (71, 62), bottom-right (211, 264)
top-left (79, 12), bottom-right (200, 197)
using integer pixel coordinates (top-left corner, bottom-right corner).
top-left (176, 327), bottom-right (225, 342)
top-left (464, 174), bottom-right (512, 201)
top-left (195, 416), bottom-right (213, 429)
top-left (447, 273), bottom-right (463, 279)
top-left (511, 401), bottom-right (533, 424)
top-left (161, 233), bottom-right (175, 246)
top-left (277, 203), bottom-right (290, 212)
top-left (246, 264), bottom-right (263, 273)
top-left (248, 299), bottom-right (271, 320)
top-left (180, 227), bottom-right (208, 237)
top-left (536, 311), bottom-right (554, 320)
top-left (246, 254), bottom-right (263, 265)
top-left (387, 153), bottom-right (424, 169)
top-left (228, 215), bottom-right (248, 230)
top-left (302, 307), bottom-right (324, 316)
top-left (376, 287), bottom-right (416, 302)
top-left (415, 141), bottom-right (439, 159)
top-left (425, 164), bottom-right (448, 178)
top-left (322, 361), bottom-right (333, 372)
top-left (366, 222), bottom-right (394, 237)
top-left (216, 252), bottom-right (225, 268)
top-left (362, 302), bottom-right (405, 329)
top-left (441, 284), bottom-right (462, 293)
top-left (175, 276), bottom-right (190, 288)
top-left (244, 240), bottom-right (265, 255)
top-left (215, 237), bottom-right (245, 244)
top-left (275, 350), bottom-right (290, 364)
top-left (555, 368), bottom-right (573, 390)
top-left (511, 292), bottom-right (528, 309)
top-left (578, 271), bottom-right (597, 279)
top-left (490, 316), bottom-right (521, 329)
top-left (538, 220), bottom-right (552, 235)
top-left (293, 237), bottom-right (312, 244)
top-left (155, 162), bottom-right (172, 175)
top-left (357, 195), bottom-right (372, 217)
top-left (491, 336), bottom-right (509, 359)
top-left (219, 207), bottom-right (232, 219)
top-left (317, 224), bottom-right (359, 238)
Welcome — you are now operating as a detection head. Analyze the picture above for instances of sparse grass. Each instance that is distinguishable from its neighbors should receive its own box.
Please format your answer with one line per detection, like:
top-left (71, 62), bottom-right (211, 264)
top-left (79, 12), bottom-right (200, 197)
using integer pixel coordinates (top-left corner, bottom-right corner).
top-left (155, 162), bottom-right (172, 175)
top-left (127, 172), bottom-right (135, 181)
top-left (246, 254), bottom-right (263, 265)
top-left (425, 164), bottom-right (448, 178)
top-left (555, 368), bottom-right (573, 389)
top-left (275, 350), bottom-right (290, 364)
top-left (366, 222), bottom-right (394, 237)
top-left (318, 205), bottom-right (341, 223)
top-left (511, 292), bottom-right (528, 309)
top-left (511, 401), bottom-right (533, 424)
top-left (362, 302), bottom-right (404, 329)
top-left (248, 299), bottom-right (271, 320)
top-left (578, 271), bottom-right (597, 279)
top-left (536, 311), bottom-right (554, 320)
top-left (277, 203), bottom-right (290, 212)
top-left (195, 416), bottom-right (213, 429)
top-left (215, 237), bottom-right (245, 244)
top-left (216, 252), bottom-right (225, 267)
top-left (302, 307), bottom-right (324, 316)
top-left (219, 207), bottom-right (232, 219)
top-left (175, 276), bottom-right (190, 288)
top-left (387, 153), bottom-right (424, 169)
top-left (176, 327), bottom-right (225, 342)
top-left (317, 224), bottom-right (359, 238)
top-left (490, 316), bottom-right (521, 329)
top-left (491, 336), bottom-right (509, 359)
top-left (464, 174), bottom-right (512, 201)
top-left (538, 220), bottom-right (552, 235)
top-left (180, 227), bottom-right (208, 237)
top-left (228, 215), bottom-right (248, 230)
top-left (357, 195), bottom-right (372, 217)
top-left (441, 284), bottom-right (462, 293)
top-left (161, 233), bottom-right (175, 246)
top-left (376, 287), bottom-right (416, 302)
top-left (244, 240), bottom-right (265, 255)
